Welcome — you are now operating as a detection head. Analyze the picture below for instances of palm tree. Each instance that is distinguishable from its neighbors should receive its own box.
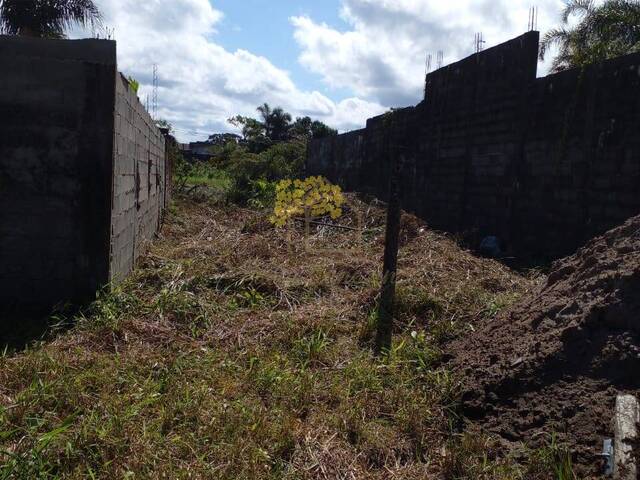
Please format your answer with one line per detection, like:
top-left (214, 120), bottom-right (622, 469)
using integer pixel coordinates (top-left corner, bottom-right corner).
top-left (256, 103), bottom-right (292, 142)
top-left (540, 0), bottom-right (640, 71)
top-left (268, 107), bottom-right (292, 142)
top-left (256, 103), bottom-right (272, 125)
top-left (0, 0), bottom-right (101, 38)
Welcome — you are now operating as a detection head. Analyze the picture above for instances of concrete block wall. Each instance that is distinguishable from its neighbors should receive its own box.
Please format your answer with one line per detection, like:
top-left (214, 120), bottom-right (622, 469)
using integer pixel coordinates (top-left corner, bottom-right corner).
top-left (308, 31), bottom-right (640, 261)
top-left (110, 75), bottom-right (166, 284)
top-left (0, 36), bottom-right (116, 313)
top-left (415, 32), bottom-right (538, 245)
top-left (0, 35), bottom-right (167, 315)
top-left (514, 54), bottom-right (640, 257)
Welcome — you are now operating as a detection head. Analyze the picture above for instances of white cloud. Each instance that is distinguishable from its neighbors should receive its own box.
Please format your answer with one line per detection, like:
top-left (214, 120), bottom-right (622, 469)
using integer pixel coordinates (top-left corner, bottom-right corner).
top-left (291, 0), bottom-right (566, 107)
top-left (73, 0), bottom-right (575, 141)
top-left (75, 0), bottom-right (385, 141)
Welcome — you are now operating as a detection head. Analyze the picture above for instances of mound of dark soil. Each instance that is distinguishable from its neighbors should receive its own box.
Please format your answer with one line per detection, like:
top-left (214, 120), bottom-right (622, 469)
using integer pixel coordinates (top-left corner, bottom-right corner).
top-left (449, 215), bottom-right (640, 476)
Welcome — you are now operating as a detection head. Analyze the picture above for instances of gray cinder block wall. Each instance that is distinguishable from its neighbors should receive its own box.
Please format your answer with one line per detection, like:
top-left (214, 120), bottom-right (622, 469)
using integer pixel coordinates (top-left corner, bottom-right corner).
top-left (307, 31), bottom-right (640, 261)
top-left (110, 74), bottom-right (167, 284)
top-left (0, 35), bottom-right (167, 315)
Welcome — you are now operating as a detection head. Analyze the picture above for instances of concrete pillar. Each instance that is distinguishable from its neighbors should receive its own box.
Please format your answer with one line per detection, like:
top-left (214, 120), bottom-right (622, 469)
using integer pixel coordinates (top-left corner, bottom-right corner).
top-left (613, 394), bottom-right (639, 480)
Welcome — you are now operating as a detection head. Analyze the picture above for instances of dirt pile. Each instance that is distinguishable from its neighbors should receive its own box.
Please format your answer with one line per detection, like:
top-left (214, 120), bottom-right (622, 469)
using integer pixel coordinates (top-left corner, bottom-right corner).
top-left (449, 215), bottom-right (640, 475)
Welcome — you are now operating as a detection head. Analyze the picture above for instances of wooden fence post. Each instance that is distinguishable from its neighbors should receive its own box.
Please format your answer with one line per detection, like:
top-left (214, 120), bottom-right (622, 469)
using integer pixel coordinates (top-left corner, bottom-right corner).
top-left (304, 206), bottom-right (311, 251)
top-left (375, 146), bottom-right (402, 355)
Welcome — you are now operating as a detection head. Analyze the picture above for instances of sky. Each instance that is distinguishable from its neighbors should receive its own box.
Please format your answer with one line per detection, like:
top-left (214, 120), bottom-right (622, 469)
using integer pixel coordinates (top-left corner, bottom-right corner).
top-left (75, 0), bottom-right (568, 142)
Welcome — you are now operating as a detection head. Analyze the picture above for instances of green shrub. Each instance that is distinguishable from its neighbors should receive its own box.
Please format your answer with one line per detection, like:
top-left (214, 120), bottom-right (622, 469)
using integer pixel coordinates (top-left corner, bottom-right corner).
top-left (226, 140), bottom-right (306, 207)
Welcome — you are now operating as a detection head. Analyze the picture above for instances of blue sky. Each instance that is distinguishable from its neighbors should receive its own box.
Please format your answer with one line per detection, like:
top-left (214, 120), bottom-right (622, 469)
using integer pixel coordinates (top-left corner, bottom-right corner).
top-left (214, 0), bottom-right (349, 99)
top-left (81, 0), bottom-right (566, 142)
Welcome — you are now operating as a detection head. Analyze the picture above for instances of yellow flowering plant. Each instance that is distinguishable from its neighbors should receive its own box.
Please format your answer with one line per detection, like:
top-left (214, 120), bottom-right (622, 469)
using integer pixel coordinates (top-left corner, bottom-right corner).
top-left (270, 176), bottom-right (345, 228)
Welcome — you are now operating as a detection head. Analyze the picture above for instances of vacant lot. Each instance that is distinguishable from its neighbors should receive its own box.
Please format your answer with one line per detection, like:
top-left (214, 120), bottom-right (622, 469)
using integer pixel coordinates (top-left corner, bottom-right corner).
top-left (2, 195), bottom-right (573, 479)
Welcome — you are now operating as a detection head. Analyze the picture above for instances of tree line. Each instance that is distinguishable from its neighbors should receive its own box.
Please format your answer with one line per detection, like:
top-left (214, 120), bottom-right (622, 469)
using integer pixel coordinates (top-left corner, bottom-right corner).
top-left (226, 103), bottom-right (337, 154)
top-left (165, 103), bottom-right (338, 207)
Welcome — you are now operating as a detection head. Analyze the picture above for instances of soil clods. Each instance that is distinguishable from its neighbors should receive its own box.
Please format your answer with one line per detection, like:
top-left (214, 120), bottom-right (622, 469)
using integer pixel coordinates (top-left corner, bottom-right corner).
top-left (450, 215), bottom-right (640, 476)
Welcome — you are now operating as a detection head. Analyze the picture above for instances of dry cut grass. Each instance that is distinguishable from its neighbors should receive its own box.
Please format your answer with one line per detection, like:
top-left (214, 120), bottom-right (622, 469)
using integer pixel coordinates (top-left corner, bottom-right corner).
top-left (0, 194), bottom-right (554, 479)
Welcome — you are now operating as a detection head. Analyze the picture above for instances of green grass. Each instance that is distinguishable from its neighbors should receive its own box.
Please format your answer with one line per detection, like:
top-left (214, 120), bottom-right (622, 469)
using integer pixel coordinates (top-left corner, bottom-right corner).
top-left (186, 171), bottom-right (231, 189)
top-left (0, 195), bottom-right (570, 479)
top-left (181, 162), bottom-right (232, 191)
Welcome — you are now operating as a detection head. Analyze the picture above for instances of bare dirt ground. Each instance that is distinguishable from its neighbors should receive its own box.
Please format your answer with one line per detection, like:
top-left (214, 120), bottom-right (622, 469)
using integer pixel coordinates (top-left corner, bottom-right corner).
top-left (449, 214), bottom-right (640, 478)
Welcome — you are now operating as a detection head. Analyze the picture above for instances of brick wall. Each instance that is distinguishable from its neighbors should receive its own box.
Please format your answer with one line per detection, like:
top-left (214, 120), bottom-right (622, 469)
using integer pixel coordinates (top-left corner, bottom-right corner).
top-left (0, 36), bottom-right (168, 315)
top-left (307, 32), bottom-right (640, 261)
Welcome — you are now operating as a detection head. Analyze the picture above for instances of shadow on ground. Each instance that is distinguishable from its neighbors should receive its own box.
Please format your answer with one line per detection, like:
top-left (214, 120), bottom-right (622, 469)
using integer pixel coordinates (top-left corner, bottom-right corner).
top-left (0, 311), bottom-right (71, 354)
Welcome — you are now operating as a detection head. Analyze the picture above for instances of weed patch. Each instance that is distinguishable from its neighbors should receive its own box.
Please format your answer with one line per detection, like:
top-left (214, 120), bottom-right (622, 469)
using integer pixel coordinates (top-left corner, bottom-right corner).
top-left (0, 195), bottom-right (542, 479)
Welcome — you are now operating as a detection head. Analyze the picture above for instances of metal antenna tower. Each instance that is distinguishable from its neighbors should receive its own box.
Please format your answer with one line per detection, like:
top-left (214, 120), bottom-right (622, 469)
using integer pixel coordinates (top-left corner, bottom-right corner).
top-left (528, 6), bottom-right (538, 31)
top-left (152, 64), bottom-right (158, 120)
top-left (436, 51), bottom-right (444, 70)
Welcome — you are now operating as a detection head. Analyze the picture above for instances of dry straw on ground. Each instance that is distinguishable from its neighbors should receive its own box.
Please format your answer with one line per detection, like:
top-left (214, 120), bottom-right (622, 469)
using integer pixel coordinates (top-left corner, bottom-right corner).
top-left (0, 194), bottom-right (558, 479)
